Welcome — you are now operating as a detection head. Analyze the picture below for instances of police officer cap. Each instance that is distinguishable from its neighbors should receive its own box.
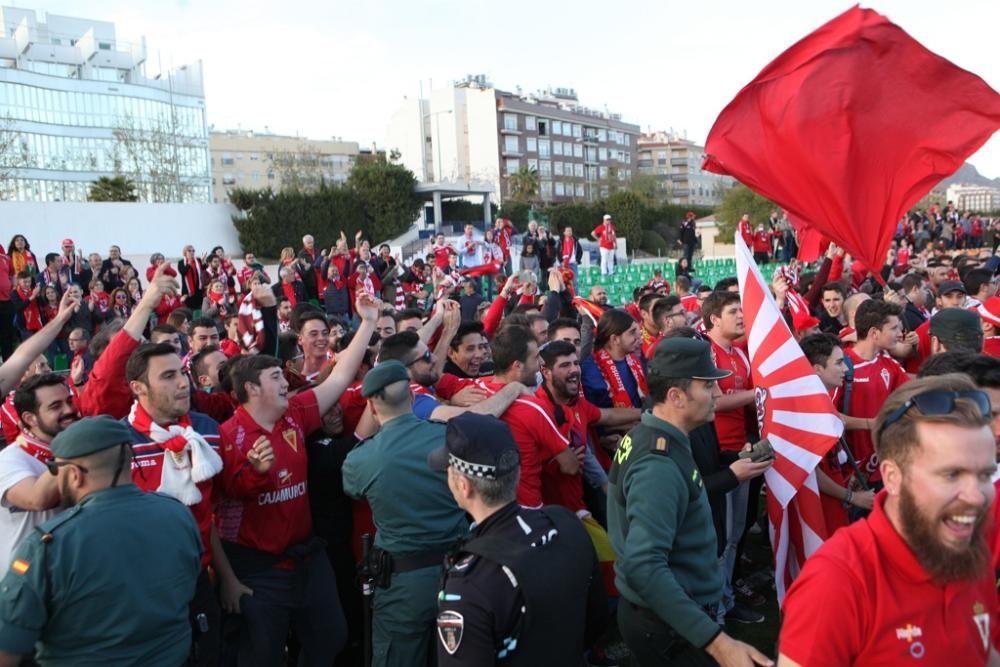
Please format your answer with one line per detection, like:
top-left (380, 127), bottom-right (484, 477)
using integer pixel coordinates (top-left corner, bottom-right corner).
top-left (427, 413), bottom-right (520, 480)
top-left (361, 360), bottom-right (410, 398)
top-left (50, 415), bottom-right (133, 460)
top-left (929, 308), bottom-right (983, 346)
top-left (648, 337), bottom-right (732, 380)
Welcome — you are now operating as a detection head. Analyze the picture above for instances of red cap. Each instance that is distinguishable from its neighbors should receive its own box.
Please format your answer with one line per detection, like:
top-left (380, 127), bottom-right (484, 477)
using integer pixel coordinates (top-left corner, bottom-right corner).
top-left (61, 238), bottom-right (74, 246)
top-left (977, 297), bottom-right (1000, 328)
top-left (686, 211), bottom-right (696, 219)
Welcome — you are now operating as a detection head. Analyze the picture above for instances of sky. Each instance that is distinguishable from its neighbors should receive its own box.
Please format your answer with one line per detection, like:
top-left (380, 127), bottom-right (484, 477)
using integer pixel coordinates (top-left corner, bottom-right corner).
top-left (16, 0), bottom-right (1000, 179)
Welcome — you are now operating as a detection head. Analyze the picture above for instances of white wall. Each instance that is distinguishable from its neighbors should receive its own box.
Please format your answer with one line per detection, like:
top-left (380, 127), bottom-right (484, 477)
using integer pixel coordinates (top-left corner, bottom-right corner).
top-left (465, 88), bottom-right (501, 203)
top-left (385, 97), bottom-right (428, 182)
top-left (0, 201), bottom-right (241, 263)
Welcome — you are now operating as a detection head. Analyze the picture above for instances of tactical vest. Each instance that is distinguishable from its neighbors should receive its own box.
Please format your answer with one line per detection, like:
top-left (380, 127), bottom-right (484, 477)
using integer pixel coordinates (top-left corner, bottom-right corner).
top-left (609, 421), bottom-right (703, 508)
top-left (458, 506), bottom-right (594, 666)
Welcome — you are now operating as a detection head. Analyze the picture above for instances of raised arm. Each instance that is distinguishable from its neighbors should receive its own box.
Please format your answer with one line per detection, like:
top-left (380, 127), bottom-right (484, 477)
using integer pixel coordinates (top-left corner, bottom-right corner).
top-left (313, 293), bottom-right (380, 415)
top-left (0, 289), bottom-right (78, 395)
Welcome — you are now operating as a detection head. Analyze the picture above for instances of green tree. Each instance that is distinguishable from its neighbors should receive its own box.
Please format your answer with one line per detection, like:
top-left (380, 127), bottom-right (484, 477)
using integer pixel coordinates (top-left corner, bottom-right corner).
top-left (347, 157), bottom-right (422, 241)
top-left (627, 173), bottom-right (663, 204)
top-left (507, 166), bottom-right (539, 203)
top-left (715, 183), bottom-right (778, 241)
top-left (87, 175), bottom-right (138, 202)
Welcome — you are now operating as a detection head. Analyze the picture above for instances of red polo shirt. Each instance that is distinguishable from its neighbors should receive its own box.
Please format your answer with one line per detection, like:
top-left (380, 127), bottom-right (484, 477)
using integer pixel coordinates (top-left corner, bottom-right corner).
top-left (534, 386), bottom-right (601, 513)
top-left (781, 492), bottom-right (997, 666)
top-left (216, 390), bottom-right (322, 556)
top-left (709, 337), bottom-right (754, 452)
top-left (843, 348), bottom-right (909, 482)
top-left (478, 378), bottom-right (569, 508)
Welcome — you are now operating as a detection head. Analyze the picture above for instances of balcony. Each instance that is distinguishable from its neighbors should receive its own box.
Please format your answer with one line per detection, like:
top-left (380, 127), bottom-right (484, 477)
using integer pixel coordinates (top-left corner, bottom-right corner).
top-left (500, 127), bottom-right (522, 135)
top-left (671, 157), bottom-right (690, 166)
top-left (673, 188), bottom-right (690, 197)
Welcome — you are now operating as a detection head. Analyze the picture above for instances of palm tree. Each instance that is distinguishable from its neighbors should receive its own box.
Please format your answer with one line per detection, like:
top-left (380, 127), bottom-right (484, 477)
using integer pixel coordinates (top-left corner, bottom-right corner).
top-left (88, 176), bottom-right (138, 202)
top-left (507, 166), bottom-right (539, 203)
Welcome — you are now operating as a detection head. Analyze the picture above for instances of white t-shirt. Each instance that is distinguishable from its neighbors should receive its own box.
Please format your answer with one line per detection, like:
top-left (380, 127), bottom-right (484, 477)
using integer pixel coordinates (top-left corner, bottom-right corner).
top-left (0, 445), bottom-right (59, 570)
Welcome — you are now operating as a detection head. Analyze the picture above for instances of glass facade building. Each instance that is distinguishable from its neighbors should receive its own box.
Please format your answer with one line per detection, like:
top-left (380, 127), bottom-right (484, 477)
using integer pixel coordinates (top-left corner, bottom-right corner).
top-left (0, 7), bottom-right (210, 202)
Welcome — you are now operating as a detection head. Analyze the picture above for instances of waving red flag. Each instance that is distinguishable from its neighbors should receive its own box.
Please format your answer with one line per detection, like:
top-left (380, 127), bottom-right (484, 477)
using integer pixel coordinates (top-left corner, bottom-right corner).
top-left (735, 234), bottom-right (841, 602)
top-left (704, 6), bottom-right (1000, 278)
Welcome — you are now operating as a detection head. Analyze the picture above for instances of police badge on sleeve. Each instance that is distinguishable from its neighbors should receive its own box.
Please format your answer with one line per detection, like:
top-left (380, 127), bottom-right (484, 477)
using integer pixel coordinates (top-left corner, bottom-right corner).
top-left (437, 610), bottom-right (464, 655)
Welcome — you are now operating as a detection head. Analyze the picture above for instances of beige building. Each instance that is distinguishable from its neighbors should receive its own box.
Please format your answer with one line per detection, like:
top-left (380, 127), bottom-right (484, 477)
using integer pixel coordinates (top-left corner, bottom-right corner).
top-left (209, 130), bottom-right (360, 203)
top-left (386, 76), bottom-right (640, 204)
top-left (637, 131), bottom-right (733, 207)
top-left (945, 183), bottom-right (1000, 212)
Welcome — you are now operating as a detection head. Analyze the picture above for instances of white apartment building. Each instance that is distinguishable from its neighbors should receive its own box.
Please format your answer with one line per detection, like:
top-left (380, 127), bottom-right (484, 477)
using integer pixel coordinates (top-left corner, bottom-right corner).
top-left (637, 131), bottom-right (734, 207)
top-left (946, 183), bottom-right (1000, 212)
top-left (386, 76), bottom-right (640, 204)
top-left (0, 6), bottom-right (210, 202)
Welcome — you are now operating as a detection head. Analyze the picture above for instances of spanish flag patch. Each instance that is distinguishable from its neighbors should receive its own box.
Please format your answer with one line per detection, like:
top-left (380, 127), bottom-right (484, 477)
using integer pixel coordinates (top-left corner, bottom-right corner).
top-left (11, 559), bottom-right (29, 575)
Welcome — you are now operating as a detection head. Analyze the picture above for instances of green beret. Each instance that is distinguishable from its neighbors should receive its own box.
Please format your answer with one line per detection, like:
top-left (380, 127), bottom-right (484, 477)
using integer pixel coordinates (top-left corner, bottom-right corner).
top-left (50, 416), bottom-right (133, 459)
top-left (648, 337), bottom-right (733, 380)
top-left (361, 360), bottom-right (410, 398)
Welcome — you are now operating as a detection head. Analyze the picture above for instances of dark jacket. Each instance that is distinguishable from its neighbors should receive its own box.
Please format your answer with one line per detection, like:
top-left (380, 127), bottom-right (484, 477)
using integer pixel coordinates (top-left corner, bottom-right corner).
top-left (323, 280), bottom-right (351, 317)
top-left (272, 280), bottom-right (309, 306)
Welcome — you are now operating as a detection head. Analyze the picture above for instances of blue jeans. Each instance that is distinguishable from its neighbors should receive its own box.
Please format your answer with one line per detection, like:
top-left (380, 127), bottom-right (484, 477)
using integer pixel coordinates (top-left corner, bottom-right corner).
top-left (717, 479), bottom-right (750, 622)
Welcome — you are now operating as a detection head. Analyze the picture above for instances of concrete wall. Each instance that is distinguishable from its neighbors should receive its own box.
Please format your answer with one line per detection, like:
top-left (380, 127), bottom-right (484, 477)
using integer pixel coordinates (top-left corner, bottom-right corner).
top-left (0, 201), bottom-right (241, 263)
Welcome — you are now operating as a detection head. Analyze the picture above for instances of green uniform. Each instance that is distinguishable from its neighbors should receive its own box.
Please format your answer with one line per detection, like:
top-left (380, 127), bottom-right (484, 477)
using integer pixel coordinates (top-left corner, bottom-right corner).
top-left (0, 485), bottom-right (202, 666)
top-left (343, 413), bottom-right (469, 667)
top-left (607, 411), bottom-right (723, 649)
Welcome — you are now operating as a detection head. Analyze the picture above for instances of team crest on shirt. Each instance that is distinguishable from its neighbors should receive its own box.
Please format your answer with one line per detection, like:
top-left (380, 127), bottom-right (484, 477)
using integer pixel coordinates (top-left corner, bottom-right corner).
top-left (437, 610), bottom-right (464, 654)
top-left (283, 429), bottom-right (298, 452)
top-left (278, 469), bottom-right (293, 486)
top-left (880, 368), bottom-right (890, 390)
top-left (754, 387), bottom-right (768, 433)
top-left (895, 624), bottom-right (924, 658)
top-left (974, 602), bottom-right (990, 650)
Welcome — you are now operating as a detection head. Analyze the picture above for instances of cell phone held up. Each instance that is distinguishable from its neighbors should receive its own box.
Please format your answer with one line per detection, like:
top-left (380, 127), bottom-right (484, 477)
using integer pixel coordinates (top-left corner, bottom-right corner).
top-left (738, 437), bottom-right (775, 463)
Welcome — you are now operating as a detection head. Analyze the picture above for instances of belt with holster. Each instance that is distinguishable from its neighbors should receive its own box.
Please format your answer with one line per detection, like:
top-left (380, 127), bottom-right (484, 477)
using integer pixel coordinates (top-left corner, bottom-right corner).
top-left (367, 546), bottom-right (451, 589)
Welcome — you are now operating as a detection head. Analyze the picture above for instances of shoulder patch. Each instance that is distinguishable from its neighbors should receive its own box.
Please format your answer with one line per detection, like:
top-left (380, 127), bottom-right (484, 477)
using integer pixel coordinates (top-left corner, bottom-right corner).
top-left (437, 610), bottom-right (464, 655)
top-left (654, 436), bottom-right (668, 453)
top-left (10, 559), bottom-right (29, 575)
top-left (448, 553), bottom-right (477, 573)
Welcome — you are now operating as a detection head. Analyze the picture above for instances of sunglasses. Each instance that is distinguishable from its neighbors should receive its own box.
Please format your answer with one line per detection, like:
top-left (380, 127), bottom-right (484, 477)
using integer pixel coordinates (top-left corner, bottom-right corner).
top-left (878, 389), bottom-right (991, 440)
top-left (406, 349), bottom-right (433, 366)
top-left (46, 460), bottom-right (88, 476)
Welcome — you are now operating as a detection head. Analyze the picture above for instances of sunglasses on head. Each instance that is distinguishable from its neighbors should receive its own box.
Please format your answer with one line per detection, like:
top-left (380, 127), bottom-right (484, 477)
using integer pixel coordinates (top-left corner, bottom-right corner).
top-left (878, 389), bottom-right (991, 440)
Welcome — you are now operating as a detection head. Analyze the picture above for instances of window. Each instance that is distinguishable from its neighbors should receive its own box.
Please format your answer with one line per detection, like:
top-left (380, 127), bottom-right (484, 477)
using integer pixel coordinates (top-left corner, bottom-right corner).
top-left (598, 148), bottom-right (607, 161)
top-left (552, 120), bottom-right (562, 135)
top-left (598, 129), bottom-right (607, 142)
top-left (575, 183), bottom-right (585, 196)
top-left (504, 136), bottom-right (519, 152)
top-left (503, 113), bottom-right (518, 130)
top-left (599, 166), bottom-right (608, 179)
top-left (540, 181), bottom-right (553, 199)
top-left (586, 147), bottom-right (597, 162)
top-left (538, 139), bottom-right (551, 158)
top-left (221, 153), bottom-right (234, 166)
top-left (98, 42), bottom-right (112, 50)
top-left (553, 141), bottom-right (563, 156)
top-left (526, 116), bottom-right (536, 130)
top-left (573, 144), bottom-right (583, 158)
top-left (574, 163), bottom-right (584, 178)
top-left (537, 120), bottom-right (548, 136)
top-left (555, 182), bottom-right (565, 196)
top-left (527, 158), bottom-right (538, 171)
top-left (506, 159), bottom-right (520, 175)
top-left (222, 173), bottom-right (235, 185)
top-left (236, 153), bottom-right (244, 161)
top-left (554, 162), bottom-right (564, 176)
top-left (539, 160), bottom-right (552, 177)
top-left (573, 124), bottom-right (582, 138)
top-left (657, 150), bottom-right (667, 160)
top-left (526, 137), bottom-right (537, 152)
top-left (250, 152), bottom-right (259, 161)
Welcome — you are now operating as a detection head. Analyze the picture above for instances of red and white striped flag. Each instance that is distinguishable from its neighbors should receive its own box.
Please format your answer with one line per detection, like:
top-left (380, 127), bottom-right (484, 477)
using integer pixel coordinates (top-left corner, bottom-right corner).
top-left (734, 234), bottom-right (841, 603)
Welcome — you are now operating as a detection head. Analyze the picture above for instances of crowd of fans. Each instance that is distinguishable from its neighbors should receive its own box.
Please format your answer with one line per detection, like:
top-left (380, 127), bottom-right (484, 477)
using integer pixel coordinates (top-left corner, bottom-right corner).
top-left (0, 198), bottom-right (998, 666)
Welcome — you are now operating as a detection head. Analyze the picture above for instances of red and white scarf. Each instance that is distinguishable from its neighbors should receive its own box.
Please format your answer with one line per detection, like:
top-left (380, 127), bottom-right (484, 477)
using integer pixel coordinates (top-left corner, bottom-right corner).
top-left (16, 431), bottom-right (53, 464)
top-left (17, 287), bottom-right (42, 330)
top-left (127, 401), bottom-right (222, 505)
top-left (183, 257), bottom-right (203, 296)
top-left (238, 292), bottom-right (265, 353)
top-left (594, 349), bottom-right (647, 408)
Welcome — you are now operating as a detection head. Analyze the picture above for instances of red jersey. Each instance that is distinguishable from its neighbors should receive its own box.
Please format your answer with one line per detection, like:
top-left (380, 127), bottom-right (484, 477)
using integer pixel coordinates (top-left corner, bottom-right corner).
top-left (432, 245), bottom-right (455, 270)
top-left (780, 492), bottom-right (997, 666)
top-left (534, 386), bottom-right (601, 513)
top-left (592, 222), bottom-right (616, 250)
top-left (338, 382), bottom-right (368, 436)
top-left (681, 294), bottom-right (700, 314)
top-left (0, 392), bottom-right (19, 445)
top-left (751, 229), bottom-right (772, 253)
top-left (478, 378), bottom-right (569, 508)
top-left (709, 337), bottom-right (754, 451)
top-left (217, 390), bottom-right (322, 556)
top-left (984, 337), bottom-right (1000, 358)
top-left (737, 220), bottom-right (752, 246)
top-left (843, 348), bottom-right (909, 482)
